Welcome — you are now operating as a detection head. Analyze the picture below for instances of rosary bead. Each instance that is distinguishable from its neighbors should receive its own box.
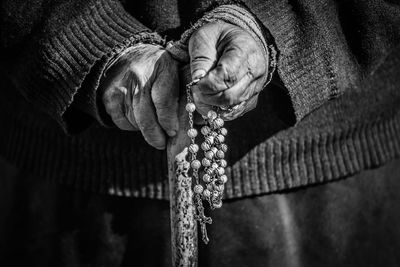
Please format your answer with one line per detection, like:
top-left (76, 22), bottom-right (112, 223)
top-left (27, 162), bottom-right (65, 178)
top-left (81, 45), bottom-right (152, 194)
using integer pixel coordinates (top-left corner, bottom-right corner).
top-left (202, 158), bottom-right (211, 167)
top-left (219, 159), bottom-right (227, 168)
top-left (210, 147), bottom-right (218, 154)
top-left (207, 184), bottom-right (214, 191)
top-left (219, 175), bottom-right (228, 184)
top-left (216, 150), bottom-right (225, 159)
top-left (205, 168), bottom-right (214, 175)
top-left (201, 126), bottom-right (211, 135)
top-left (216, 167), bottom-right (225, 176)
top-left (185, 102), bottom-right (196, 113)
top-left (216, 134), bottom-right (225, 143)
top-left (207, 110), bottom-right (218, 121)
top-left (191, 159), bottom-right (201, 170)
top-left (211, 162), bottom-right (219, 169)
top-left (201, 142), bottom-right (211, 151)
top-left (205, 150), bottom-right (214, 160)
top-left (205, 136), bottom-right (214, 145)
top-left (213, 201), bottom-right (223, 209)
top-left (212, 191), bottom-right (220, 198)
top-left (189, 143), bottom-right (199, 153)
top-left (213, 118), bottom-right (224, 128)
top-left (210, 131), bottom-right (218, 138)
top-left (187, 128), bottom-right (198, 138)
top-left (194, 184), bottom-right (204, 194)
top-left (203, 189), bottom-right (211, 198)
top-left (220, 127), bottom-right (228, 136)
top-left (215, 184), bottom-right (225, 192)
top-left (220, 143), bottom-right (228, 152)
top-left (203, 174), bottom-right (211, 183)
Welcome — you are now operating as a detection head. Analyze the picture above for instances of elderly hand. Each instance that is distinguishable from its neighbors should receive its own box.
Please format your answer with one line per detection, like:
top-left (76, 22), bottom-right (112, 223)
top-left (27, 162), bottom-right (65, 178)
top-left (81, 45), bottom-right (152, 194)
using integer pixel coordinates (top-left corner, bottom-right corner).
top-left (100, 44), bottom-right (180, 150)
top-left (188, 21), bottom-right (268, 120)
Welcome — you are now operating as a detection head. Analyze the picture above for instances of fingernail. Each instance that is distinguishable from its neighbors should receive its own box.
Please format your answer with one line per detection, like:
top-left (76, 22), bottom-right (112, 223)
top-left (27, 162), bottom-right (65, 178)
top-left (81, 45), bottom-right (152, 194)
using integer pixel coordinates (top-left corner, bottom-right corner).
top-left (167, 130), bottom-right (177, 137)
top-left (192, 69), bottom-right (206, 80)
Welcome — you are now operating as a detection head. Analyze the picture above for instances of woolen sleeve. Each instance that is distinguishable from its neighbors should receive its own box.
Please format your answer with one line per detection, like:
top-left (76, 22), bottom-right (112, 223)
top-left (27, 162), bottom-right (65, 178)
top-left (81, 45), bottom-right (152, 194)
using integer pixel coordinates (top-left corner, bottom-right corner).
top-left (238, 0), bottom-right (360, 121)
top-left (2, 0), bottom-right (164, 133)
top-left (167, 4), bottom-right (277, 97)
top-left (174, 0), bottom-right (361, 122)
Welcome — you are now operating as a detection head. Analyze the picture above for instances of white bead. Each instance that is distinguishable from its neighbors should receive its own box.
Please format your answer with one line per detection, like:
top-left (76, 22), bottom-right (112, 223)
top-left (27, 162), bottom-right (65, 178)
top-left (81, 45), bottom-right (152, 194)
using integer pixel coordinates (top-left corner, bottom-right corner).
top-left (201, 126), bottom-right (211, 135)
top-left (216, 167), bottom-right (225, 176)
top-left (202, 158), bottom-right (211, 167)
top-left (205, 136), bottom-right (214, 145)
top-left (220, 128), bottom-right (228, 136)
top-left (219, 159), bottom-right (227, 168)
top-left (207, 184), bottom-right (214, 191)
top-left (191, 159), bottom-right (201, 169)
top-left (187, 128), bottom-right (198, 138)
top-left (188, 144), bottom-right (199, 153)
top-left (205, 168), bottom-right (214, 175)
top-left (220, 143), bottom-right (228, 152)
top-left (194, 184), bottom-right (204, 194)
top-left (201, 142), bottom-right (211, 151)
top-left (219, 175), bottom-right (228, 184)
top-left (211, 163), bottom-right (219, 169)
top-left (213, 118), bottom-right (224, 128)
top-left (185, 103), bottom-right (196, 113)
top-left (213, 201), bottom-right (223, 208)
top-left (216, 150), bottom-right (225, 159)
top-left (203, 189), bottom-right (211, 198)
top-left (211, 147), bottom-right (218, 154)
top-left (205, 150), bottom-right (214, 160)
top-left (215, 184), bottom-right (224, 192)
top-left (203, 174), bottom-right (211, 183)
top-left (207, 110), bottom-right (218, 121)
top-left (216, 134), bottom-right (225, 143)
top-left (212, 191), bottom-right (220, 198)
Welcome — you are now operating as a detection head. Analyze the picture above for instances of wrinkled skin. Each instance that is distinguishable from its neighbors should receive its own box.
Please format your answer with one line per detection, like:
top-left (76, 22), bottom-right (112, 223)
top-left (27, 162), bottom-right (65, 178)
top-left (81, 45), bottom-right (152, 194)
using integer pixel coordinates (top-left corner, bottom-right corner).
top-left (189, 22), bottom-right (267, 121)
top-left (100, 44), bottom-right (180, 150)
top-left (101, 21), bottom-right (267, 149)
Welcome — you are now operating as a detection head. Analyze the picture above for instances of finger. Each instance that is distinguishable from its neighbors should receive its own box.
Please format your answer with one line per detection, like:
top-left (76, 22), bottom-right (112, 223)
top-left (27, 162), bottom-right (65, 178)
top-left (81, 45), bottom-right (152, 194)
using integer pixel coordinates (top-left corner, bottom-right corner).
top-left (195, 29), bottom-right (266, 96)
top-left (193, 72), bottom-right (255, 107)
top-left (151, 54), bottom-right (179, 137)
top-left (134, 84), bottom-right (167, 150)
top-left (197, 43), bottom-right (251, 95)
top-left (188, 23), bottom-right (220, 80)
top-left (124, 78), bottom-right (140, 129)
top-left (220, 93), bottom-right (259, 121)
top-left (192, 90), bottom-right (213, 117)
top-left (103, 86), bottom-right (137, 131)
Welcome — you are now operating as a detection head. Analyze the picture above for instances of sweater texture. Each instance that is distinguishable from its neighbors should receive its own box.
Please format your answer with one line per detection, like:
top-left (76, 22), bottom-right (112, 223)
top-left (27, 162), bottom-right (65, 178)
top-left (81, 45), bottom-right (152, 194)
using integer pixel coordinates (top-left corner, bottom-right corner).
top-left (0, 0), bottom-right (399, 199)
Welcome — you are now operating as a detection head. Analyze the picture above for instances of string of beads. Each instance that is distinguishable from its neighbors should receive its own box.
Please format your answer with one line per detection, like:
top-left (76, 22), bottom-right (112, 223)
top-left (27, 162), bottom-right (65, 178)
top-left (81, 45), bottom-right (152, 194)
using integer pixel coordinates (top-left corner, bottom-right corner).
top-left (185, 78), bottom-right (229, 244)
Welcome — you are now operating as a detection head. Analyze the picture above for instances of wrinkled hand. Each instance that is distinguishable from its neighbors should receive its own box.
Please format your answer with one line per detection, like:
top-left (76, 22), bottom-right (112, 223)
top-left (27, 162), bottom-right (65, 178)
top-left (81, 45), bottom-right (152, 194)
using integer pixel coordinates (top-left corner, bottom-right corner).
top-left (189, 21), bottom-right (267, 120)
top-left (101, 44), bottom-right (179, 150)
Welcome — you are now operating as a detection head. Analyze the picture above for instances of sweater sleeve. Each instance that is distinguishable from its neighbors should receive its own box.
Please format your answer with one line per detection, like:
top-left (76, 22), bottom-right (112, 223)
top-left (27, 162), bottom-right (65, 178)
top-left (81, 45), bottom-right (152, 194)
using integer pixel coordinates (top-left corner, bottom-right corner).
top-left (178, 0), bottom-right (363, 122)
top-left (1, 0), bottom-right (164, 133)
top-left (236, 0), bottom-right (361, 121)
top-left (167, 4), bottom-right (277, 94)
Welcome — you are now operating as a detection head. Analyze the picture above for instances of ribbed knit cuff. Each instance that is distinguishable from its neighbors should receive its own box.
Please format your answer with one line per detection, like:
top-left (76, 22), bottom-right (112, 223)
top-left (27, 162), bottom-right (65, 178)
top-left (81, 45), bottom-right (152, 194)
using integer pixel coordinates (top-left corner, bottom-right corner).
top-left (242, 0), bottom-right (359, 122)
top-left (12, 0), bottom-right (164, 133)
top-left (167, 4), bottom-right (277, 86)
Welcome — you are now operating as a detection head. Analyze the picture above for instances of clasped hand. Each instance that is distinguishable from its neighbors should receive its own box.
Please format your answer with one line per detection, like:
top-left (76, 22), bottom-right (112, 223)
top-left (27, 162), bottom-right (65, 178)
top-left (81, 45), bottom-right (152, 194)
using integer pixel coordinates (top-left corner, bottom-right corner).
top-left (101, 22), bottom-right (268, 150)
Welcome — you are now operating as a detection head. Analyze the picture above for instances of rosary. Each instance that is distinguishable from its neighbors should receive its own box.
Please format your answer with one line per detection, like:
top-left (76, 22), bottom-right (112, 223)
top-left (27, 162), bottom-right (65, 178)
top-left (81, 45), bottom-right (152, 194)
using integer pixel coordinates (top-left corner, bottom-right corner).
top-left (184, 77), bottom-right (229, 244)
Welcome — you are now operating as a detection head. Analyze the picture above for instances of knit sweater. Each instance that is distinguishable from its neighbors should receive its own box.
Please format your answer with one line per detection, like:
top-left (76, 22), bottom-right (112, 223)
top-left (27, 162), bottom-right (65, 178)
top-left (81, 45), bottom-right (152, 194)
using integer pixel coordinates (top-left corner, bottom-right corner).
top-left (0, 0), bottom-right (399, 199)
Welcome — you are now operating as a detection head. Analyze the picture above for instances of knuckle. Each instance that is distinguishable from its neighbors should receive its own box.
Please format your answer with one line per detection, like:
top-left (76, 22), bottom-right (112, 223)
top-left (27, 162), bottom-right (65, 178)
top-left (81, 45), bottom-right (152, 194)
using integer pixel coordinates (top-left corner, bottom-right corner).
top-left (218, 63), bottom-right (238, 87)
top-left (144, 132), bottom-right (165, 149)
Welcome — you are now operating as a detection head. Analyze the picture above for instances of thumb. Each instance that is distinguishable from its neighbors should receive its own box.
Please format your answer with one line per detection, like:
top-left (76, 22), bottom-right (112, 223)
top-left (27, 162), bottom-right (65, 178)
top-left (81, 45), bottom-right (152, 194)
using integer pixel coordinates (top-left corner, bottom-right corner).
top-left (188, 23), bottom-right (220, 80)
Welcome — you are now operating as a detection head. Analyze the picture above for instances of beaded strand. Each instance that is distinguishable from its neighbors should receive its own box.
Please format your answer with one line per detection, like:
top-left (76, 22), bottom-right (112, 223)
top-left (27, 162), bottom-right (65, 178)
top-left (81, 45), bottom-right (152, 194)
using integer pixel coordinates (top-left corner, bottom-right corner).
top-left (185, 78), bottom-right (229, 244)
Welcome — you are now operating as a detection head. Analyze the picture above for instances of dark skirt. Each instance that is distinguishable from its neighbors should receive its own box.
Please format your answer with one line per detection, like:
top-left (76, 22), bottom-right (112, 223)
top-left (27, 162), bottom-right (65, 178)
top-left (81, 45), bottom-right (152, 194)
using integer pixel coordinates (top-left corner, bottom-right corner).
top-left (1, 156), bottom-right (400, 267)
